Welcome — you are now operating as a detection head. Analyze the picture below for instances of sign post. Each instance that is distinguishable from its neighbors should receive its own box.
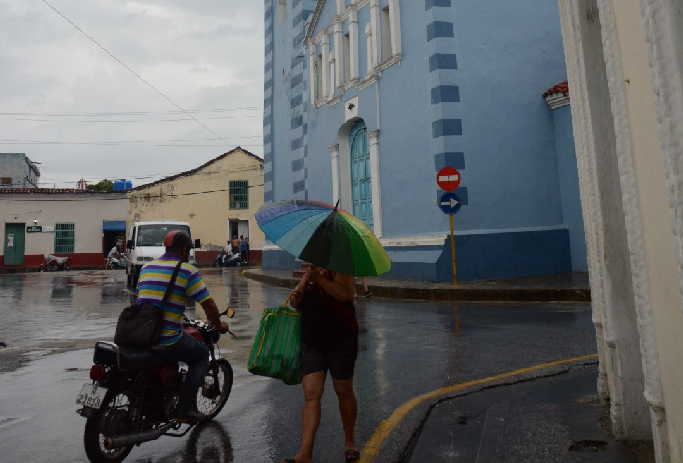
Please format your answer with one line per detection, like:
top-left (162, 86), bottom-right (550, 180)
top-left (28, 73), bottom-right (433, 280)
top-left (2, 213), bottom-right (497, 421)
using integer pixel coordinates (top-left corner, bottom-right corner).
top-left (438, 190), bottom-right (463, 285)
top-left (437, 167), bottom-right (463, 285)
top-left (449, 215), bottom-right (457, 285)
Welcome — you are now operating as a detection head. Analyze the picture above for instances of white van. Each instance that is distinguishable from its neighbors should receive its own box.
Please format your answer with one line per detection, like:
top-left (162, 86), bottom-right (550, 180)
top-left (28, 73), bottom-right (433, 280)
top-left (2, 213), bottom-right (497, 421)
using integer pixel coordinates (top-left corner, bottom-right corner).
top-left (125, 221), bottom-right (200, 288)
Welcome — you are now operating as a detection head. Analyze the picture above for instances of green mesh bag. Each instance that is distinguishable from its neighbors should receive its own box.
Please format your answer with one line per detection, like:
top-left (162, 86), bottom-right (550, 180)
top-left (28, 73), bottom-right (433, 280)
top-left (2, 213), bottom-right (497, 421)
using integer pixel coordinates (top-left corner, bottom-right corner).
top-left (247, 306), bottom-right (302, 385)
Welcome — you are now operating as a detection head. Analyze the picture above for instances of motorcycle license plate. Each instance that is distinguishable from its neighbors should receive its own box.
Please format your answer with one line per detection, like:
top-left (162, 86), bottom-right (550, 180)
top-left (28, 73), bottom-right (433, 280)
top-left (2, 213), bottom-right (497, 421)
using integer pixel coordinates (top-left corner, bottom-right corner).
top-left (76, 383), bottom-right (107, 409)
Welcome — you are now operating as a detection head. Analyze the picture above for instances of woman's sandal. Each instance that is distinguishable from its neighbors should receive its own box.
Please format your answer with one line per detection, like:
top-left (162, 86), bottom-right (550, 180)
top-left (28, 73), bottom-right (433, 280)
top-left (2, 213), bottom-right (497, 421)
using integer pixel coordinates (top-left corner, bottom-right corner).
top-left (345, 449), bottom-right (361, 462)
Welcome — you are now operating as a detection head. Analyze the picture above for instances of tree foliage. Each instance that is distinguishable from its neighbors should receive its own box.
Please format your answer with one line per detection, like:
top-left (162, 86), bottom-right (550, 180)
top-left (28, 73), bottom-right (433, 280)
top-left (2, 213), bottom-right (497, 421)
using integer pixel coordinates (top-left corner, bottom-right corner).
top-left (87, 179), bottom-right (113, 192)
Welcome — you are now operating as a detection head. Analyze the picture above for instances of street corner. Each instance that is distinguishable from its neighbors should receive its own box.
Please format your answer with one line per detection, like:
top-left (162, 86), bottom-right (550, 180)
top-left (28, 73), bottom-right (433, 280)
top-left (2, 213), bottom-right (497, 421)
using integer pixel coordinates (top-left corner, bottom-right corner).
top-left (363, 354), bottom-right (599, 463)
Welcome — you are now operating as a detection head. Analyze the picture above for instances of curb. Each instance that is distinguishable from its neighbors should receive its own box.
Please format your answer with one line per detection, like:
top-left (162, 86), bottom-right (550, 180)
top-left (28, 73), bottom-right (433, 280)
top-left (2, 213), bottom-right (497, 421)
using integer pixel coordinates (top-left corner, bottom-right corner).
top-left (363, 356), bottom-right (599, 463)
top-left (241, 270), bottom-right (591, 303)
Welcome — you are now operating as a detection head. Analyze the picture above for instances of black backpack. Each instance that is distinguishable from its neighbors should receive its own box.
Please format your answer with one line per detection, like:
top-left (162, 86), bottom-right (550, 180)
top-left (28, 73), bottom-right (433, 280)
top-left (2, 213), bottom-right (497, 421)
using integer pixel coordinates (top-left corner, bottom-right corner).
top-left (114, 261), bottom-right (182, 349)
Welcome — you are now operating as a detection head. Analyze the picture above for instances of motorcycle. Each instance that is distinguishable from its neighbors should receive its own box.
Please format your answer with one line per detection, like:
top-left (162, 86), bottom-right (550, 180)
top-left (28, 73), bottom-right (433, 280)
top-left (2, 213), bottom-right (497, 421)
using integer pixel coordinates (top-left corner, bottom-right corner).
top-left (76, 308), bottom-right (236, 463)
top-left (214, 251), bottom-right (243, 268)
top-left (105, 256), bottom-right (126, 270)
top-left (41, 254), bottom-right (71, 271)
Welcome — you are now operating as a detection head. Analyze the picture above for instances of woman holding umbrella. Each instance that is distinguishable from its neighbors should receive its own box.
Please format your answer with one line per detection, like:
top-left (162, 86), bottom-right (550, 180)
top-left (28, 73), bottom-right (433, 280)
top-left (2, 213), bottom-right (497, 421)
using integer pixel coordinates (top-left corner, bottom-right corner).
top-left (287, 265), bottom-right (358, 463)
top-left (256, 201), bottom-right (391, 463)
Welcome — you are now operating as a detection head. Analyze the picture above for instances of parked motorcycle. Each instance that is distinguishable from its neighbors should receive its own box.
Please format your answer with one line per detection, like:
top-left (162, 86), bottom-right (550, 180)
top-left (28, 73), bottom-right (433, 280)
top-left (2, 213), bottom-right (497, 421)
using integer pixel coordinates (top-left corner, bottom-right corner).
top-left (41, 254), bottom-right (71, 271)
top-left (105, 256), bottom-right (126, 270)
top-left (76, 308), bottom-right (236, 463)
top-left (214, 251), bottom-right (243, 268)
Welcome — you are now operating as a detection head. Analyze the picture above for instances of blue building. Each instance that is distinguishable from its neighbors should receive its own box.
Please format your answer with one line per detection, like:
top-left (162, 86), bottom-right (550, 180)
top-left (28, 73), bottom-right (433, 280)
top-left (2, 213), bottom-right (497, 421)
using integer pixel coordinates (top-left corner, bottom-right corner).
top-left (262, 0), bottom-right (586, 281)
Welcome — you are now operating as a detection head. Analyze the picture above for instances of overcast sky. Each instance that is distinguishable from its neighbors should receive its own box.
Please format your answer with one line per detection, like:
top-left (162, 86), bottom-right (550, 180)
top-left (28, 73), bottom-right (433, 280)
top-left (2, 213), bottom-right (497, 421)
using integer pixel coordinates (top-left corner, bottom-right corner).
top-left (0, 0), bottom-right (263, 187)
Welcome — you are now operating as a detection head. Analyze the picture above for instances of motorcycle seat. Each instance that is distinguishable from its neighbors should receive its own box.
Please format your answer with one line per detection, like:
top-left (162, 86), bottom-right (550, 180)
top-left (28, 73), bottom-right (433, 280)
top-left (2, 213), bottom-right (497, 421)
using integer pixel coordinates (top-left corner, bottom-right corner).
top-left (118, 347), bottom-right (165, 370)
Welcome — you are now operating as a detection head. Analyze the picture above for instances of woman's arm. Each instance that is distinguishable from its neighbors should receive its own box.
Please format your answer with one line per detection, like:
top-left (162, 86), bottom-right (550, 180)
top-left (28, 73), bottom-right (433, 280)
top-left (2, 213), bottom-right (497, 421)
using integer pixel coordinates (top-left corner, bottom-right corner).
top-left (289, 269), bottom-right (311, 308)
top-left (312, 269), bottom-right (355, 303)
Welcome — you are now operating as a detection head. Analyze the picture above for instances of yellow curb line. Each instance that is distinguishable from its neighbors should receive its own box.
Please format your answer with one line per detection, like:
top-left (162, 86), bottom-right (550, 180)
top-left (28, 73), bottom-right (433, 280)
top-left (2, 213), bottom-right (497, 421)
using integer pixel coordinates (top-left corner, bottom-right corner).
top-left (359, 353), bottom-right (599, 462)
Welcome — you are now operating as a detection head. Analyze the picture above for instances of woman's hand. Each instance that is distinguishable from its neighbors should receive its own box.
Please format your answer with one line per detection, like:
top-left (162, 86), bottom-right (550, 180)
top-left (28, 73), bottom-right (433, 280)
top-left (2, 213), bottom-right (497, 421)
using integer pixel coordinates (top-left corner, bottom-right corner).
top-left (289, 268), bottom-right (312, 308)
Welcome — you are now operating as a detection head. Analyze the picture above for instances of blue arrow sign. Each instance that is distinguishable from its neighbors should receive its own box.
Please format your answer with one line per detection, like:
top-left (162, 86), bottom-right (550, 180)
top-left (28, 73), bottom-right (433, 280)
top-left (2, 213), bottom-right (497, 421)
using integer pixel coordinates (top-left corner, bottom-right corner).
top-left (439, 192), bottom-right (463, 215)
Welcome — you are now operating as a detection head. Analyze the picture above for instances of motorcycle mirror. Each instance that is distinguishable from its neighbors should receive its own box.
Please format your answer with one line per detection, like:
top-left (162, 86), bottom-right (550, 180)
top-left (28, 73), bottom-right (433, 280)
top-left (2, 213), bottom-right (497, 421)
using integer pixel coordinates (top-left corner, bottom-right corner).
top-left (222, 307), bottom-right (236, 319)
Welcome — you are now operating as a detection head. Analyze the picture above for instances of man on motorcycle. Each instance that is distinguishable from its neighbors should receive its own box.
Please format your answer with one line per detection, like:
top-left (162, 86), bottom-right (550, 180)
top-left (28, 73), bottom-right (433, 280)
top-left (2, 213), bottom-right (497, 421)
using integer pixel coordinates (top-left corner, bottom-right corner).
top-left (106, 241), bottom-right (124, 269)
top-left (136, 231), bottom-right (229, 423)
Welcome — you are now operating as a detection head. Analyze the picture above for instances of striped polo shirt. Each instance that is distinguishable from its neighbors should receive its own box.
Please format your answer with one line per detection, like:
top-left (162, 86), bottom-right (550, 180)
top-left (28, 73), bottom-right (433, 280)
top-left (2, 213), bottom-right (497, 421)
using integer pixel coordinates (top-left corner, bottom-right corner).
top-left (136, 253), bottom-right (211, 346)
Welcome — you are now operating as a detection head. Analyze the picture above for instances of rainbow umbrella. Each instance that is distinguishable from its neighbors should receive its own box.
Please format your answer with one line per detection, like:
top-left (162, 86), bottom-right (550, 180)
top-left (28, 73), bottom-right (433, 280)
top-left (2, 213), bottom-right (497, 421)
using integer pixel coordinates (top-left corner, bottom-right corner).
top-left (256, 200), bottom-right (391, 276)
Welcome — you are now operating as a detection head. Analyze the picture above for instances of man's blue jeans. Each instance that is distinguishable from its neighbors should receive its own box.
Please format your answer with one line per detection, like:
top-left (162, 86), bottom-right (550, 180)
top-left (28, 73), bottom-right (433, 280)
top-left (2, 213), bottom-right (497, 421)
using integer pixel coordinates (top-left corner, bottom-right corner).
top-left (156, 333), bottom-right (209, 388)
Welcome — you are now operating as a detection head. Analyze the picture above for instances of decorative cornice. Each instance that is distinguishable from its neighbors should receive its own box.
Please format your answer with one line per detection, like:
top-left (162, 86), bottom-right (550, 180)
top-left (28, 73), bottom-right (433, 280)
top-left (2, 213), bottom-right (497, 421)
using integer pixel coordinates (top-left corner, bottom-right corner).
top-left (545, 93), bottom-right (570, 110)
top-left (305, 0), bottom-right (327, 43)
top-left (543, 80), bottom-right (570, 109)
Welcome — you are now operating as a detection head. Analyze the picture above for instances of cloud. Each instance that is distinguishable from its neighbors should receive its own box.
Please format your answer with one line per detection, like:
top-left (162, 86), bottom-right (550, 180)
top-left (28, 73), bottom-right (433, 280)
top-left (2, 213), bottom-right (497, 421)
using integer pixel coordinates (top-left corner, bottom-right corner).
top-left (0, 0), bottom-right (264, 187)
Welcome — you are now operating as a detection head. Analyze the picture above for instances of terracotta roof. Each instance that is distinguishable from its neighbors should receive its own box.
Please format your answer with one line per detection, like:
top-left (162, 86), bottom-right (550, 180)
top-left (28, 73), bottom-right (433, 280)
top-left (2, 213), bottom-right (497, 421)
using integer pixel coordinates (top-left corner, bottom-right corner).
top-left (132, 146), bottom-right (263, 191)
top-left (0, 188), bottom-right (124, 195)
top-left (543, 81), bottom-right (569, 98)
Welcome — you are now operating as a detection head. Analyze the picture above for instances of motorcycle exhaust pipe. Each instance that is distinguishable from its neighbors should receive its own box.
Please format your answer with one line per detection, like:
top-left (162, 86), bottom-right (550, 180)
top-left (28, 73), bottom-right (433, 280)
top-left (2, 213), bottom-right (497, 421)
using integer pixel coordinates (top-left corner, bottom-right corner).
top-left (104, 421), bottom-right (177, 449)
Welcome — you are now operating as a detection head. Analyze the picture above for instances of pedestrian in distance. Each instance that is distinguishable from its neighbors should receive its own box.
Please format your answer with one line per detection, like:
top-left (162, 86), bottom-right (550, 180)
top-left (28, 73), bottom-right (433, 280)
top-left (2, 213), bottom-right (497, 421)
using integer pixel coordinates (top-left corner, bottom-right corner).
top-left (360, 276), bottom-right (371, 298)
top-left (239, 235), bottom-right (250, 264)
top-left (283, 265), bottom-right (360, 463)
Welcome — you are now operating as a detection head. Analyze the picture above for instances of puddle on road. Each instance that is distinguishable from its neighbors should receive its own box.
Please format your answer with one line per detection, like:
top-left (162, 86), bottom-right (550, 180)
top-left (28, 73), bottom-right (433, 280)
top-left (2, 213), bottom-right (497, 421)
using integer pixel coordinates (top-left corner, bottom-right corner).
top-left (0, 269), bottom-right (284, 376)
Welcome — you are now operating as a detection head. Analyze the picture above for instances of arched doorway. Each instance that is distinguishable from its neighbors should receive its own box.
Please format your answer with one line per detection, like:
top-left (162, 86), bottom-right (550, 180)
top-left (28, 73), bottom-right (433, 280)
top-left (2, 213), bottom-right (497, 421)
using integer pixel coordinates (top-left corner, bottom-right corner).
top-left (349, 120), bottom-right (373, 229)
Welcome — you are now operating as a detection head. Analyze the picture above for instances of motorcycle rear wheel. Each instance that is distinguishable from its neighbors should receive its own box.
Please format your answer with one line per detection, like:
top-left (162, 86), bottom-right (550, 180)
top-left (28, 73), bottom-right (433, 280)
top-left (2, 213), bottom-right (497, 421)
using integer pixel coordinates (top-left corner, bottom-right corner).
top-left (197, 359), bottom-right (233, 420)
top-left (84, 390), bottom-right (134, 463)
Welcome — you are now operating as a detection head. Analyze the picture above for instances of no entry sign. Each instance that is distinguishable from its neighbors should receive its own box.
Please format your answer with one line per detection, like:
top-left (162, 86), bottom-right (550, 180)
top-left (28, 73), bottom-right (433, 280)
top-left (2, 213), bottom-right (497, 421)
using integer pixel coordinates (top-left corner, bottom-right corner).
top-left (436, 166), bottom-right (461, 191)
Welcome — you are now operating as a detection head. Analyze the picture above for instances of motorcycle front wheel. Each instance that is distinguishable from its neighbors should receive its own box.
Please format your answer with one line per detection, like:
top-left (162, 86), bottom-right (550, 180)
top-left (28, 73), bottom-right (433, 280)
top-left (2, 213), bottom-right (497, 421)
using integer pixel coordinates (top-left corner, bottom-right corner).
top-left (83, 390), bottom-right (134, 463)
top-left (197, 359), bottom-right (233, 420)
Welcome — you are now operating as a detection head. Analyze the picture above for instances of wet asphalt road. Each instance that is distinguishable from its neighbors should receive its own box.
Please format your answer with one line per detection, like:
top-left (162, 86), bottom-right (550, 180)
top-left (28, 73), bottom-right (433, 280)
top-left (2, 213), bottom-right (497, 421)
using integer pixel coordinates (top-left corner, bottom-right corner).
top-left (0, 269), bottom-right (596, 463)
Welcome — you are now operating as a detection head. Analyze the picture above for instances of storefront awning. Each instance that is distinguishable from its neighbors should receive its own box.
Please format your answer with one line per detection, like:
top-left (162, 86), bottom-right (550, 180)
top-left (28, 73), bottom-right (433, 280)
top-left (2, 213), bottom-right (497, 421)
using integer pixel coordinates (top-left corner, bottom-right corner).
top-left (102, 220), bottom-right (126, 232)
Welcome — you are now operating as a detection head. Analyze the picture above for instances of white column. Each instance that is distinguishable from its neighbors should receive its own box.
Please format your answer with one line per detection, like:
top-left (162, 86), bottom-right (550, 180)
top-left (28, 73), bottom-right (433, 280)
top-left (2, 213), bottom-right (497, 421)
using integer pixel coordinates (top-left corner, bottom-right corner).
top-left (328, 144), bottom-right (341, 205)
top-left (334, 20), bottom-right (343, 89)
top-left (368, 130), bottom-right (383, 237)
top-left (370, 0), bottom-right (381, 67)
top-left (365, 23), bottom-right (374, 74)
top-left (349, 8), bottom-right (359, 81)
top-left (321, 35), bottom-right (330, 100)
top-left (388, 0), bottom-right (401, 57)
top-left (307, 43), bottom-right (317, 104)
top-left (335, 0), bottom-right (344, 14)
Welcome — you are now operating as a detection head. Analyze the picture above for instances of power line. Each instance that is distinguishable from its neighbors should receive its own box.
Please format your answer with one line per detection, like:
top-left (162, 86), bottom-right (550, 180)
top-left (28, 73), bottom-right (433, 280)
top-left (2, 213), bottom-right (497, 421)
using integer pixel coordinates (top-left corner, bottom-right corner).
top-left (5, 184), bottom-right (265, 201)
top-left (0, 136), bottom-right (262, 144)
top-left (40, 0), bottom-right (224, 140)
top-left (0, 107), bottom-right (260, 117)
top-left (41, 164), bottom-right (264, 184)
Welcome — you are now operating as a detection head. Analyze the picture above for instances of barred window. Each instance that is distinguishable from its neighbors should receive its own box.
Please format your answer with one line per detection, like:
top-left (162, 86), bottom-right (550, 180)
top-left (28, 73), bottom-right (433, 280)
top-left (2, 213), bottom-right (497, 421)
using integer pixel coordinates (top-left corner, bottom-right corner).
top-left (55, 223), bottom-right (75, 253)
top-left (229, 180), bottom-right (249, 209)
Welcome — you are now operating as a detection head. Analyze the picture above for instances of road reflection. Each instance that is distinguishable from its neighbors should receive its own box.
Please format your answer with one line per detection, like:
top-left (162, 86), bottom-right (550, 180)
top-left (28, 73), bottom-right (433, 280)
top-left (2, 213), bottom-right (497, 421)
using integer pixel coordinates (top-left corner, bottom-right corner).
top-left (136, 421), bottom-right (233, 463)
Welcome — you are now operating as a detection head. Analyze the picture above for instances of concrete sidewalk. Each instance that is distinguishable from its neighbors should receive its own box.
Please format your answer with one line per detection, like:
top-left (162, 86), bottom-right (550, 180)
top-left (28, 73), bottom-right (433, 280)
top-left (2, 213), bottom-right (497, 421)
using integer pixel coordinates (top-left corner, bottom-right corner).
top-left (402, 364), bottom-right (653, 463)
top-left (241, 268), bottom-right (590, 302)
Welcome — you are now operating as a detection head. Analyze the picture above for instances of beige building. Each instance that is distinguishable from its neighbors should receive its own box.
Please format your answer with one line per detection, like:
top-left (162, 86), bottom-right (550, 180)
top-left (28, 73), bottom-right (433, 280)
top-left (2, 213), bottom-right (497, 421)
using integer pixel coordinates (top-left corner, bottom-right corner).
top-left (0, 188), bottom-right (128, 268)
top-left (128, 147), bottom-right (265, 261)
top-left (559, 0), bottom-right (683, 460)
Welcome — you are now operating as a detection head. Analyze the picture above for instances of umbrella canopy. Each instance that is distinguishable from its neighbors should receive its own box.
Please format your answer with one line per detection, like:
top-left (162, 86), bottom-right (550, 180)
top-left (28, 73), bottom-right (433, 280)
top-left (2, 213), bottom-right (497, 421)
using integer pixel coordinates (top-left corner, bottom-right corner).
top-left (256, 200), bottom-right (391, 276)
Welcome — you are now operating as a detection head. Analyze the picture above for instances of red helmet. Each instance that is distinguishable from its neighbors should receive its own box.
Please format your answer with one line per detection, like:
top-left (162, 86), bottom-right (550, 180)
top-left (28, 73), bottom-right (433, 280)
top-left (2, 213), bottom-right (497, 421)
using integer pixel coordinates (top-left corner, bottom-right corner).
top-left (163, 230), bottom-right (192, 250)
